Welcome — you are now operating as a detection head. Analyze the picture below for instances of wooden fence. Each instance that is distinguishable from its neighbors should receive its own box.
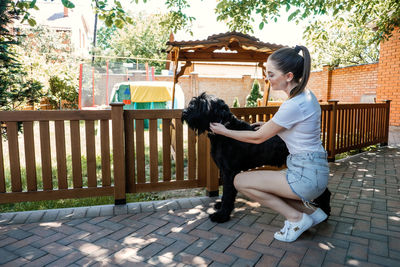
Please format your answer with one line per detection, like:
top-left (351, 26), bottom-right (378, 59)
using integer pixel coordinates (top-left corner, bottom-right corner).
top-left (0, 100), bottom-right (390, 204)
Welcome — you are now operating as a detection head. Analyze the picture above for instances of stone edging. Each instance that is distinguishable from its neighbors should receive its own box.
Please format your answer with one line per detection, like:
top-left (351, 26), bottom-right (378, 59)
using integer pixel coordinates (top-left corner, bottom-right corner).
top-left (0, 196), bottom-right (219, 226)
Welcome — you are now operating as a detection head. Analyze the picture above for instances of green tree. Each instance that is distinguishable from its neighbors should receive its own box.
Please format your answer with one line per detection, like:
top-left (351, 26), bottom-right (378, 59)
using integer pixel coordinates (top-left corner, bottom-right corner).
top-left (232, 97), bottom-right (240, 107)
top-left (304, 14), bottom-right (380, 68)
top-left (246, 80), bottom-right (263, 107)
top-left (14, 25), bottom-right (79, 91)
top-left (48, 75), bottom-right (78, 109)
top-left (0, 0), bottom-right (44, 111)
top-left (96, 25), bottom-right (117, 51)
top-left (12, 25), bottom-right (79, 108)
top-left (12, 0), bottom-right (400, 43)
top-left (214, 0), bottom-right (400, 43)
top-left (14, 0), bottom-right (194, 34)
top-left (95, 12), bottom-right (170, 71)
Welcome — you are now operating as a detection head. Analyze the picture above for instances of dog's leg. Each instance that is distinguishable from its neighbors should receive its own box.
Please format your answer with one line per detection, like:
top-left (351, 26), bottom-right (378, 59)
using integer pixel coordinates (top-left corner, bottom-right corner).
top-left (314, 188), bottom-right (331, 218)
top-left (209, 170), bottom-right (237, 223)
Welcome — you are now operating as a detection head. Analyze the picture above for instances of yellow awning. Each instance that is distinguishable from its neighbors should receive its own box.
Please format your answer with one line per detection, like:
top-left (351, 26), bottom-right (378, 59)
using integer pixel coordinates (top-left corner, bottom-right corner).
top-left (130, 82), bottom-right (172, 102)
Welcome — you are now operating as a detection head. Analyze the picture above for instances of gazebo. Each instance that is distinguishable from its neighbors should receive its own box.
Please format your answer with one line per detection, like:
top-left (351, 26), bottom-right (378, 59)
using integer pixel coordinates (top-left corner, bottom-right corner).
top-left (166, 31), bottom-right (286, 106)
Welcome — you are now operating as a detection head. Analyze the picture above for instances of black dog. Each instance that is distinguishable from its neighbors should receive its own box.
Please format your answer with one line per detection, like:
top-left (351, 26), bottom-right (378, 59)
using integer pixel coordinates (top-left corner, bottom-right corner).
top-left (182, 93), bottom-right (331, 223)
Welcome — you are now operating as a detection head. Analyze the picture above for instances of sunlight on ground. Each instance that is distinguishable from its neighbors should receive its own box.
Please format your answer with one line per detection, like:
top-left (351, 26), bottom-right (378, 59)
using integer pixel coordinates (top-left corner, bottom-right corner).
top-left (318, 242), bottom-right (333, 250)
top-left (347, 259), bottom-right (361, 266)
top-left (389, 216), bottom-right (400, 222)
top-left (363, 188), bottom-right (380, 192)
top-left (39, 222), bottom-right (62, 227)
top-left (171, 226), bottom-right (183, 232)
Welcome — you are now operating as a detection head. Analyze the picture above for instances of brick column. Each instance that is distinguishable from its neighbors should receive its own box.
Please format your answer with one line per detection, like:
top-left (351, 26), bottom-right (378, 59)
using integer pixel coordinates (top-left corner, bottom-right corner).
top-left (242, 74), bottom-right (252, 104)
top-left (322, 65), bottom-right (332, 102)
top-left (377, 28), bottom-right (400, 126)
top-left (190, 72), bottom-right (199, 99)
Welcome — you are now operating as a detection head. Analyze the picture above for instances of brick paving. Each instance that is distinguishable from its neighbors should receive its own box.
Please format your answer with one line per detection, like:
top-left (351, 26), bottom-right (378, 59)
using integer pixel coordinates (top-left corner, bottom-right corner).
top-left (0, 145), bottom-right (400, 266)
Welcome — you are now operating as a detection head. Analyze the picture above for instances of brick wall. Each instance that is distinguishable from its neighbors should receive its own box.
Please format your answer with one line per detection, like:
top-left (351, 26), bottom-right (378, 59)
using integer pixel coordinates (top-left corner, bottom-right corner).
top-left (102, 64), bottom-right (380, 108)
top-left (155, 75), bottom-right (267, 107)
top-left (308, 63), bottom-right (379, 102)
top-left (308, 68), bottom-right (326, 101)
top-left (377, 28), bottom-right (400, 126)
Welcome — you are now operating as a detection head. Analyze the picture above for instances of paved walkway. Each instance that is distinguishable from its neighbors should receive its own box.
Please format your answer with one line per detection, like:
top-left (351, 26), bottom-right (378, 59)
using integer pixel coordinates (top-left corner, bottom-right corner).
top-left (389, 126), bottom-right (400, 146)
top-left (1, 145), bottom-right (400, 266)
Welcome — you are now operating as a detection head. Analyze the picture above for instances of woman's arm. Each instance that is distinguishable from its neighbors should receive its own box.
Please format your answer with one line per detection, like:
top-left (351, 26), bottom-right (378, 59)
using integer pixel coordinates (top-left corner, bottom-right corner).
top-left (251, 121), bottom-right (265, 130)
top-left (209, 120), bottom-right (284, 144)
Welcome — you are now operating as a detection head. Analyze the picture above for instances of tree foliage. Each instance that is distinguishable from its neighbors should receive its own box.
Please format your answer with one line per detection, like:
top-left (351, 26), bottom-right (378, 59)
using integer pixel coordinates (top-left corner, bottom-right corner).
top-left (48, 75), bottom-right (78, 109)
top-left (246, 80), bottom-right (263, 107)
top-left (304, 14), bottom-right (380, 68)
top-left (14, 0), bottom-right (194, 34)
top-left (14, 25), bottom-right (79, 107)
top-left (0, 0), bottom-right (45, 111)
top-left (232, 97), bottom-right (240, 107)
top-left (11, 0), bottom-right (400, 43)
top-left (95, 12), bottom-right (170, 71)
top-left (215, 0), bottom-right (400, 43)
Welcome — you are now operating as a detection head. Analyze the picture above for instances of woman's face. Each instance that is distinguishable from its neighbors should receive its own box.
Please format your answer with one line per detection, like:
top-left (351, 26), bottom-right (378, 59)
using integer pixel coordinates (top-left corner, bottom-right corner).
top-left (265, 60), bottom-right (288, 92)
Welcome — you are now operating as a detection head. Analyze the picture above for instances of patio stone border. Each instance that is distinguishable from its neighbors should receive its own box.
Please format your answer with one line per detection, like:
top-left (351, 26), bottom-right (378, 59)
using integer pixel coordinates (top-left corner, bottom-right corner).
top-left (0, 196), bottom-right (220, 226)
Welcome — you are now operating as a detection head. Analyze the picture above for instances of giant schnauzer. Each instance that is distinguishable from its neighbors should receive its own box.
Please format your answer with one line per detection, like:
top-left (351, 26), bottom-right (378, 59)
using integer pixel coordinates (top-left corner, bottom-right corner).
top-left (181, 92), bottom-right (331, 223)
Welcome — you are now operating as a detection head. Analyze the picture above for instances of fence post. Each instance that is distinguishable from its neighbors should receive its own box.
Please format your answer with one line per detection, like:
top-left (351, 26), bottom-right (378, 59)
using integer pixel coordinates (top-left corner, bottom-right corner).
top-left (328, 100), bottom-right (339, 162)
top-left (197, 133), bottom-right (207, 187)
top-left (206, 138), bottom-right (219, 197)
top-left (381, 100), bottom-right (391, 146)
top-left (111, 103), bottom-right (126, 205)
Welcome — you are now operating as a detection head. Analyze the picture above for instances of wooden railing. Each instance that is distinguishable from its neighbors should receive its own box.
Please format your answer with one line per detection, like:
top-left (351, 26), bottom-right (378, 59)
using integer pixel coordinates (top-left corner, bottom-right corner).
top-left (0, 100), bottom-right (390, 204)
top-left (324, 100), bottom-right (391, 159)
top-left (0, 109), bottom-right (114, 204)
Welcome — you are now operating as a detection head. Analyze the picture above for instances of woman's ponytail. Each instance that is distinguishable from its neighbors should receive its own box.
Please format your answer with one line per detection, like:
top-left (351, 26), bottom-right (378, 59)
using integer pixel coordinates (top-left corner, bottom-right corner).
top-left (290, 45), bottom-right (311, 98)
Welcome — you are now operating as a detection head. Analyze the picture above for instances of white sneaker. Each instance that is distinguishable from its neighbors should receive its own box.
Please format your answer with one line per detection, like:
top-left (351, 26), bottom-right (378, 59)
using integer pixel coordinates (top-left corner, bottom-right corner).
top-left (274, 213), bottom-right (313, 242)
top-left (310, 208), bottom-right (328, 227)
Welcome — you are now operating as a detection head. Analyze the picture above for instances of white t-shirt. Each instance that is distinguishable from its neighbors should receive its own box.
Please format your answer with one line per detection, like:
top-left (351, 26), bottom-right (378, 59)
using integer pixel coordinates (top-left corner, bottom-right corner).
top-left (271, 89), bottom-right (325, 155)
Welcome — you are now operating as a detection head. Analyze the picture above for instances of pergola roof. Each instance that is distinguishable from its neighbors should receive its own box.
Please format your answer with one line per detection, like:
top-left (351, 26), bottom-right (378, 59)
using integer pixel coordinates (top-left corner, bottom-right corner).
top-left (166, 32), bottom-right (287, 107)
top-left (166, 31), bottom-right (286, 62)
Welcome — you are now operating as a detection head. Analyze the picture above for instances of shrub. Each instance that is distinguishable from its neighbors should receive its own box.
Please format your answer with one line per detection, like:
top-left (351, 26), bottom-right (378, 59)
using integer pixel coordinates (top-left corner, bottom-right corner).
top-left (233, 97), bottom-right (240, 107)
top-left (48, 75), bottom-right (78, 109)
top-left (246, 79), bottom-right (263, 107)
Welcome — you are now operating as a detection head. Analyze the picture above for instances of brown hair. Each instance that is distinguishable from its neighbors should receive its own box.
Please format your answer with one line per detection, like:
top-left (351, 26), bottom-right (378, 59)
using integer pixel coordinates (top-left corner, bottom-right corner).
top-left (268, 45), bottom-right (311, 99)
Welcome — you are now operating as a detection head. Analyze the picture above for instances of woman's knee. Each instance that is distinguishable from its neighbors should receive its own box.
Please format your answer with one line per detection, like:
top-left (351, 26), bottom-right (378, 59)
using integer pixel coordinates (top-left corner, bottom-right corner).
top-left (233, 172), bottom-right (246, 190)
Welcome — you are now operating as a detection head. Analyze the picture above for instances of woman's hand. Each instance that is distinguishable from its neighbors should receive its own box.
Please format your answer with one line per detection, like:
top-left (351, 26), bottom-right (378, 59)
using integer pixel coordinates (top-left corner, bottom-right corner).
top-left (251, 121), bottom-right (266, 130)
top-left (209, 122), bottom-right (227, 135)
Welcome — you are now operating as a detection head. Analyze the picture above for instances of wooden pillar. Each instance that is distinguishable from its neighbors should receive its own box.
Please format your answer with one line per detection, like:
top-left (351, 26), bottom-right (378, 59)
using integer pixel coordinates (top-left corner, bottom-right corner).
top-left (328, 100), bottom-right (339, 162)
top-left (171, 48), bottom-right (180, 109)
top-left (381, 100), bottom-right (391, 146)
top-left (197, 133), bottom-right (207, 187)
top-left (206, 138), bottom-right (219, 197)
top-left (111, 103), bottom-right (126, 205)
top-left (165, 32), bottom-right (174, 70)
top-left (322, 65), bottom-right (332, 102)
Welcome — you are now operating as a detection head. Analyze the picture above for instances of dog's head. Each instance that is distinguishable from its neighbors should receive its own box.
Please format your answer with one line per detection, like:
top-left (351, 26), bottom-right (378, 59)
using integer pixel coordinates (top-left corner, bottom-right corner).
top-left (182, 92), bottom-right (232, 135)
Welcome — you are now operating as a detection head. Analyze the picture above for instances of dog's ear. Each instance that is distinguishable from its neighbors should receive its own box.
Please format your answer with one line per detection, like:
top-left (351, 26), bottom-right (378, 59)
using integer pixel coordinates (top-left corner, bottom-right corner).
top-left (180, 93), bottom-right (212, 135)
top-left (210, 99), bottom-right (232, 123)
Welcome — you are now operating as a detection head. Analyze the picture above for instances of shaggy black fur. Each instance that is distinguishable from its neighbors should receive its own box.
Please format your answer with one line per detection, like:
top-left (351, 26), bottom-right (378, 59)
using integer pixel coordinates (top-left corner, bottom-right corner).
top-left (182, 93), bottom-right (331, 223)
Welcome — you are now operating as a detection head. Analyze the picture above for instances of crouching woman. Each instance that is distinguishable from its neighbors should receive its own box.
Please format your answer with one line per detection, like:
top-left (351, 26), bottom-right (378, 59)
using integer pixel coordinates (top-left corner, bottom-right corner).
top-left (209, 45), bottom-right (329, 242)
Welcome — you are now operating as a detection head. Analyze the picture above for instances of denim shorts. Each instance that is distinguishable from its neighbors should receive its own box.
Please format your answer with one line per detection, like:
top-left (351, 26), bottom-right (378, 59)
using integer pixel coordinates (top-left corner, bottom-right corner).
top-left (284, 151), bottom-right (329, 203)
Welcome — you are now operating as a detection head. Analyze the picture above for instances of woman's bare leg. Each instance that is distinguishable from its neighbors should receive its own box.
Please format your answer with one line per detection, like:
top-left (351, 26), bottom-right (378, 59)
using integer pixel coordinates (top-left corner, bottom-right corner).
top-left (282, 198), bottom-right (315, 215)
top-left (234, 170), bottom-right (306, 222)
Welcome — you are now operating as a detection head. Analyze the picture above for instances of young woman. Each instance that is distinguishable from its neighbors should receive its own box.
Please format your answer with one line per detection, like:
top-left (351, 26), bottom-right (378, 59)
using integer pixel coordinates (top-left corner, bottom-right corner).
top-left (209, 45), bottom-right (330, 242)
